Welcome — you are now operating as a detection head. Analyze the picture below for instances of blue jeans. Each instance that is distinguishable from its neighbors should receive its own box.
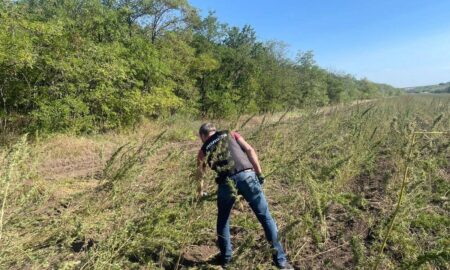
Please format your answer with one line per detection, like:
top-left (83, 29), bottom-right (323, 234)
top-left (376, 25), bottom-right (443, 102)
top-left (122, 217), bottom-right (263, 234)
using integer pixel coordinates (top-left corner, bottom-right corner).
top-left (216, 170), bottom-right (287, 265)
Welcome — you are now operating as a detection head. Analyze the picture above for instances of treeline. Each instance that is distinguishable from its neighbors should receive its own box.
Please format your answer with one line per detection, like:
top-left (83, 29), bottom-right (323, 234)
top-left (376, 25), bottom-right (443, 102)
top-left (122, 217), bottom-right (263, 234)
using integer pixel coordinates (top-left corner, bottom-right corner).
top-left (0, 0), bottom-right (402, 133)
top-left (406, 82), bottom-right (450, 94)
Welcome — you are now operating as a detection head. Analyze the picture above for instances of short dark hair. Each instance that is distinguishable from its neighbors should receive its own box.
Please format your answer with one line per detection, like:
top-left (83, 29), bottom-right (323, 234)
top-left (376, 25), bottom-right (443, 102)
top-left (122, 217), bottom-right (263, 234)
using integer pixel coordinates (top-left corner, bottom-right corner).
top-left (199, 123), bottom-right (216, 137)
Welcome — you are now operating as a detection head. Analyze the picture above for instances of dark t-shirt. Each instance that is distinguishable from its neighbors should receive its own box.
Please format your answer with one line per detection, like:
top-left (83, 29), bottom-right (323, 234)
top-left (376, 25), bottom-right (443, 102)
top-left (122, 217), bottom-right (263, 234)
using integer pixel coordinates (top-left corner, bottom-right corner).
top-left (198, 130), bottom-right (253, 179)
top-left (197, 131), bottom-right (241, 161)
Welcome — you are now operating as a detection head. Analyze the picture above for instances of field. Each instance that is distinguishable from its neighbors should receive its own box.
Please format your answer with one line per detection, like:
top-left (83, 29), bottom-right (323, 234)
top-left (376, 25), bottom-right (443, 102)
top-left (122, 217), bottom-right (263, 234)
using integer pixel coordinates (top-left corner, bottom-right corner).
top-left (0, 95), bottom-right (449, 270)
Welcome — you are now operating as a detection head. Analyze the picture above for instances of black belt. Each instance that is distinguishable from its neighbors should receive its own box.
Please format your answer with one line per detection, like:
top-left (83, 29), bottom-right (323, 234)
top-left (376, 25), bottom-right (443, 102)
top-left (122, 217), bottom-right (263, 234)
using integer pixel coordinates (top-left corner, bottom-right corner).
top-left (216, 169), bottom-right (254, 184)
top-left (229, 168), bottom-right (254, 178)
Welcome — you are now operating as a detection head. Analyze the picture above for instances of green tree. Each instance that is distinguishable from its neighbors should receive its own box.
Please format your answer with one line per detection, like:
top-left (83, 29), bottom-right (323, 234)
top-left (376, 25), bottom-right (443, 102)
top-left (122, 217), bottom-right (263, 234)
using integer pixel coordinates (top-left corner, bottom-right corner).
top-left (295, 51), bottom-right (329, 107)
top-left (358, 78), bottom-right (381, 99)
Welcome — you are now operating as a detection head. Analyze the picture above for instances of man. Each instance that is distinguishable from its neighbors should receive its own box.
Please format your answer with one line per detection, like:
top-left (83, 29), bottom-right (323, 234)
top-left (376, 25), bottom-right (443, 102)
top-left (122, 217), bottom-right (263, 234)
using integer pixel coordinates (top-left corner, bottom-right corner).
top-left (196, 123), bottom-right (294, 269)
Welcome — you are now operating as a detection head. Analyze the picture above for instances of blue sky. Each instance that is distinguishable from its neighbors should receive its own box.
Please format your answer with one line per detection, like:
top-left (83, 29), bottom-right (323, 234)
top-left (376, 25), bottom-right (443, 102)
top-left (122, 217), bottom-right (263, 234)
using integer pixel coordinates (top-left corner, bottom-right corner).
top-left (189, 0), bottom-right (450, 88)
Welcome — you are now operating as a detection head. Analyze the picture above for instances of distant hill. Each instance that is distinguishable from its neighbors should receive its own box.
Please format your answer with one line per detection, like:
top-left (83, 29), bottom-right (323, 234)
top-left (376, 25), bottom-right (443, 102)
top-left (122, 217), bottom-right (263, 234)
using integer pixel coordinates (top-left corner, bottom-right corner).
top-left (404, 82), bottom-right (450, 93)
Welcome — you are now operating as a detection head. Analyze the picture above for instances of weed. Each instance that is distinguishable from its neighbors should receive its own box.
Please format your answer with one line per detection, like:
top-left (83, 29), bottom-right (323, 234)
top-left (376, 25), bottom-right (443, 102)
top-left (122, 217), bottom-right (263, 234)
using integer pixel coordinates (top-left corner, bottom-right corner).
top-left (1, 96), bottom-right (449, 269)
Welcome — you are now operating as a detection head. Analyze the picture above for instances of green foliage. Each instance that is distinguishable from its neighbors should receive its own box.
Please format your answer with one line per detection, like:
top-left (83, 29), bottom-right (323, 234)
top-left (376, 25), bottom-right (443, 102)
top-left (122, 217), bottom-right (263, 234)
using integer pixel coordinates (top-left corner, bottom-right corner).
top-left (295, 51), bottom-right (329, 106)
top-left (103, 130), bottom-right (166, 184)
top-left (0, 135), bottom-right (30, 242)
top-left (0, 0), bottom-right (402, 135)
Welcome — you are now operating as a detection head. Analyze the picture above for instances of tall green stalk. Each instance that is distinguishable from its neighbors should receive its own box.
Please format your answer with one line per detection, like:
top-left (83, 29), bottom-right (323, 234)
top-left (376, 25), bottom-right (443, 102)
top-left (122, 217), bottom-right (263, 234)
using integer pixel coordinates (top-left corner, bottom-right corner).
top-left (372, 131), bottom-right (449, 270)
top-left (0, 135), bottom-right (28, 242)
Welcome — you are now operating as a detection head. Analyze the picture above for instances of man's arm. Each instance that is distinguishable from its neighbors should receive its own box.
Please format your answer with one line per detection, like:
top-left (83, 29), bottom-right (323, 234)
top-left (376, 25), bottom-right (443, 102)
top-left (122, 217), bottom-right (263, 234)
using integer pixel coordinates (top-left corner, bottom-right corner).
top-left (196, 151), bottom-right (207, 196)
top-left (235, 136), bottom-right (262, 174)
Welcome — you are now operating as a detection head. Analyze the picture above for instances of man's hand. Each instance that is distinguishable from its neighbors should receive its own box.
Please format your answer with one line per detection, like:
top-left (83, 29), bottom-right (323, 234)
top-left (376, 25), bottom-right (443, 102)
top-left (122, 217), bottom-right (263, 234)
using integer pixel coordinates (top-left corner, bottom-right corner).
top-left (197, 187), bottom-right (208, 200)
top-left (256, 173), bottom-right (265, 185)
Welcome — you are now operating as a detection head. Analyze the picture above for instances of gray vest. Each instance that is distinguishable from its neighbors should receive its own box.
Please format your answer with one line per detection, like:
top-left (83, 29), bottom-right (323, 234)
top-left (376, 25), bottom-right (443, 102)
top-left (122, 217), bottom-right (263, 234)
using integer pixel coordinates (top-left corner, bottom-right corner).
top-left (201, 130), bottom-right (253, 181)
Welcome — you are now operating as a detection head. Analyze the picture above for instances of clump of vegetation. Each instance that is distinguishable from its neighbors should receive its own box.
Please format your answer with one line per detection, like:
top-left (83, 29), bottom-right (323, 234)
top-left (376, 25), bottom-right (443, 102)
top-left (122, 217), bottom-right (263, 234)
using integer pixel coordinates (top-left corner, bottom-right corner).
top-left (0, 95), bottom-right (448, 269)
top-left (0, 135), bottom-right (30, 242)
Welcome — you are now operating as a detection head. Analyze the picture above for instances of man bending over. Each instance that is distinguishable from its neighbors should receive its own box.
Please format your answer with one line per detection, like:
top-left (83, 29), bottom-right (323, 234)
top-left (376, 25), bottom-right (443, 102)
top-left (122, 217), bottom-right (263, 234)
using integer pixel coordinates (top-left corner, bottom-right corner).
top-left (196, 123), bottom-right (293, 269)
